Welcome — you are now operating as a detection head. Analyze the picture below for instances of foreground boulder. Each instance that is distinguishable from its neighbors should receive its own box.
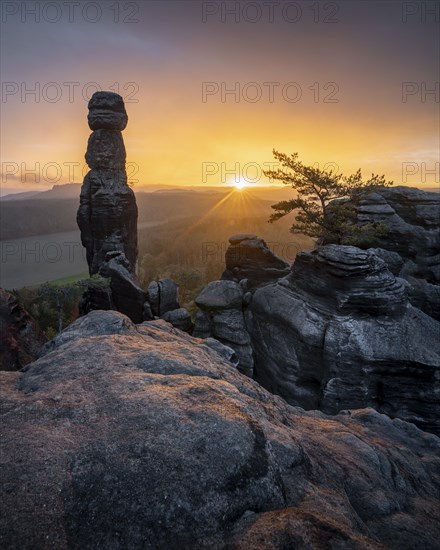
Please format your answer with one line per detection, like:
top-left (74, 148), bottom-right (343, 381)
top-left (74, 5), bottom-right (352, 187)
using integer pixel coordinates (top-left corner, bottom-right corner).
top-left (1, 310), bottom-right (439, 549)
top-left (221, 234), bottom-right (290, 289)
top-left (0, 288), bottom-right (46, 371)
top-left (247, 245), bottom-right (440, 435)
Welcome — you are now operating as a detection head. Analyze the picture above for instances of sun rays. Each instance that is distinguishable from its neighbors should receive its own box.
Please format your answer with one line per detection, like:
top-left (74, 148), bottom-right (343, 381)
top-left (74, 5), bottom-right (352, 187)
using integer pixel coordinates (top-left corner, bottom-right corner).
top-left (176, 187), bottom-right (263, 242)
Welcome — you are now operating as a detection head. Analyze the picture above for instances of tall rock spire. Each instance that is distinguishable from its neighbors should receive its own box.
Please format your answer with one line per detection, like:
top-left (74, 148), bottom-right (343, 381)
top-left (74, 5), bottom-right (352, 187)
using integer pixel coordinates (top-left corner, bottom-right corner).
top-left (77, 91), bottom-right (138, 275)
top-left (77, 92), bottom-right (150, 324)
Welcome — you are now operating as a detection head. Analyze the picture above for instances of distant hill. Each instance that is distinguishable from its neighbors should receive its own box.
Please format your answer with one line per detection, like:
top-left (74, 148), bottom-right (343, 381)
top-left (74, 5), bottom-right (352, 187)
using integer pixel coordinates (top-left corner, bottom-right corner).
top-left (0, 183), bottom-right (292, 241)
top-left (1, 191), bottom-right (40, 201)
top-left (1, 182), bottom-right (296, 201)
top-left (33, 183), bottom-right (82, 200)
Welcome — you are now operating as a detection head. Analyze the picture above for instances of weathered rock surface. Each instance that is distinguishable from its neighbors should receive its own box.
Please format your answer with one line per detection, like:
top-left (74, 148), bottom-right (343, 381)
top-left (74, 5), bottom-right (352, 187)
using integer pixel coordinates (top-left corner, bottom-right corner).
top-left (222, 234), bottom-right (290, 289)
top-left (194, 280), bottom-right (254, 376)
top-left (1, 310), bottom-right (439, 549)
top-left (87, 91), bottom-right (128, 131)
top-left (99, 252), bottom-right (149, 324)
top-left (247, 245), bottom-right (440, 435)
top-left (78, 278), bottom-right (114, 316)
top-left (0, 288), bottom-right (46, 371)
top-left (354, 186), bottom-right (440, 318)
top-left (76, 91), bottom-right (151, 322)
top-left (406, 277), bottom-right (440, 321)
top-left (147, 278), bottom-right (180, 317)
top-left (161, 307), bottom-right (193, 333)
top-left (146, 278), bottom-right (194, 332)
top-left (77, 91), bottom-right (138, 276)
top-left (85, 129), bottom-right (126, 171)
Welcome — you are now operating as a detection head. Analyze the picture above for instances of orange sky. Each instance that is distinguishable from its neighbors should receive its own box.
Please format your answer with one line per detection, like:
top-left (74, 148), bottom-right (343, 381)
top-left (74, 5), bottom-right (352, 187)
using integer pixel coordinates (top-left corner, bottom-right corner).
top-left (1, 1), bottom-right (439, 195)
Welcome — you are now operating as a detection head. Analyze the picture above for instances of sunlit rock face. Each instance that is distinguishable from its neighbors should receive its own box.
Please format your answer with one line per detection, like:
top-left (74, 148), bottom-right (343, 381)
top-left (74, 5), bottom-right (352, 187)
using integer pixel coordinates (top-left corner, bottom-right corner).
top-left (77, 91), bottom-right (138, 276)
top-left (0, 288), bottom-right (46, 371)
top-left (193, 280), bottom-right (254, 377)
top-left (246, 245), bottom-right (440, 435)
top-left (1, 310), bottom-right (439, 549)
top-left (221, 234), bottom-right (290, 290)
top-left (353, 186), bottom-right (440, 319)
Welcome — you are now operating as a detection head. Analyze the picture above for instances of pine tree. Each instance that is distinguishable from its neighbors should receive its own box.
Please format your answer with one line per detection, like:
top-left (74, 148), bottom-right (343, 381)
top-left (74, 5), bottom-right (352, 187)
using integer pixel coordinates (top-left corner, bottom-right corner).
top-left (264, 150), bottom-right (392, 244)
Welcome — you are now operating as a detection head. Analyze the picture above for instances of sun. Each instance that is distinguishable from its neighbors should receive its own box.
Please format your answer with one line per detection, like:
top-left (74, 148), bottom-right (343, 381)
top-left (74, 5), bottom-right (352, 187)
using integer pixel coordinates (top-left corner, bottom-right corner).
top-left (234, 179), bottom-right (248, 190)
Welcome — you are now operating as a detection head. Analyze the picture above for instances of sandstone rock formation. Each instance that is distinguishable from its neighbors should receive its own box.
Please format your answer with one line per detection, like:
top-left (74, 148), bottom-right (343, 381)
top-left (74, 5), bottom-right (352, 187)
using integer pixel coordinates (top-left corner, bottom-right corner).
top-left (87, 91), bottom-right (128, 131)
top-left (77, 91), bottom-right (138, 276)
top-left (76, 92), bottom-right (152, 323)
top-left (246, 245), bottom-right (440, 435)
top-left (353, 186), bottom-right (440, 319)
top-left (147, 278), bottom-right (193, 332)
top-left (1, 310), bottom-right (439, 549)
top-left (193, 280), bottom-right (254, 376)
top-left (0, 288), bottom-right (46, 371)
top-left (99, 252), bottom-right (150, 324)
top-left (78, 276), bottom-right (114, 316)
top-left (161, 307), bottom-right (193, 333)
top-left (222, 234), bottom-right (290, 289)
top-left (147, 278), bottom-right (180, 317)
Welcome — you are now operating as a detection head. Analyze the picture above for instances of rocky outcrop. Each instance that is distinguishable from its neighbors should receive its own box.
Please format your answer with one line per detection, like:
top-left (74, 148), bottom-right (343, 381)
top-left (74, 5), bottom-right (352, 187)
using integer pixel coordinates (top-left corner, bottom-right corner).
top-left (99, 252), bottom-right (150, 324)
top-left (161, 308), bottom-right (193, 333)
top-left (246, 245), bottom-right (440, 435)
top-left (147, 278), bottom-right (193, 333)
top-left (147, 278), bottom-right (180, 317)
top-left (221, 234), bottom-right (290, 289)
top-left (78, 276), bottom-right (114, 316)
top-left (194, 280), bottom-right (254, 376)
top-left (1, 310), bottom-right (439, 549)
top-left (87, 91), bottom-right (128, 131)
top-left (76, 92), bottom-right (151, 323)
top-left (77, 91), bottom-right (138, 276)
top-left (353, 186), bottom-right (440, 319)
top-left (0, 289), bottom-right (46, 371)
top-left (406, 277), bottom-right (440, 321)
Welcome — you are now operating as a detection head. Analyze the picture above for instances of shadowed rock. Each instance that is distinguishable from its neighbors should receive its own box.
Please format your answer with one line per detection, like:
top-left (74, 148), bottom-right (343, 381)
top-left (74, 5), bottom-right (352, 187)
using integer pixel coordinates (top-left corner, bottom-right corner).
top-left (76, 92), bottom-right (150, 323)
top-left (352, 186), bottom-right (440, 318)
top-left (0, 288), bottom-right (46, 371)
top-left (222, 234), bottom-right (290, 289)
top-left (194, 280), bottom-right (254, 377)
top-left (78, 279), bottom-right (114, 316)
top-left (99, 252), bottom-right (148, 324)
top-left (146, 279), bottom-right (194, 333)
top-left (87, 91), bottom-right (128, 131)
top-left (161, 307), bottom-right (193, 333)
top-left (77, 91), bottom-right (138, 276)
top-left (1, 310), bottom-right (439, 549)
top-left (406, 277), bottom-right (440, 320)
top-left (147, 278), bottom-right (180, 317)
top-left (247, 244), bottom-right (440, 435)
top-left (85, 129), bottom-right (126, 171)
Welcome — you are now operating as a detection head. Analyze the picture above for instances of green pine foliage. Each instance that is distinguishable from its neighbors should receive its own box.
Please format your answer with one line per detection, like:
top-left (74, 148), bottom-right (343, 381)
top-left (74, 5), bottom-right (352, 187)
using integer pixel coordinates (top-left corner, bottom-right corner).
top-left (264, 150), bottom-right (393, 245)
